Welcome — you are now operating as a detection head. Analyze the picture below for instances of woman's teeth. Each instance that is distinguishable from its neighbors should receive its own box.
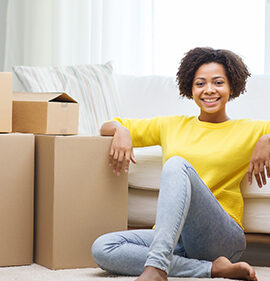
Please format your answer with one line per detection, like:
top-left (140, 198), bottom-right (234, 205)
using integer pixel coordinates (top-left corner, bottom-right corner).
top-left (203, 98), bottom-right (219, 102)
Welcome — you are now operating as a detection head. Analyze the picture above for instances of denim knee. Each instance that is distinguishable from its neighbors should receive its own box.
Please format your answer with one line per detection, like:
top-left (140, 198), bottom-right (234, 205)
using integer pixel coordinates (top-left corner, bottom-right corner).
top-left (163, 156), bottom-right (192, 175)
top-left (92, 232), bottom-right (126, 270)
top-left (91, 234), bottom-right (109, 267)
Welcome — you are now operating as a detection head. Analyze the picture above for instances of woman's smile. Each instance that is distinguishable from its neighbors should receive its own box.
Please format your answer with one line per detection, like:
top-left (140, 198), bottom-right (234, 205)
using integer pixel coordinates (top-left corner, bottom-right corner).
top-left (200, 97), bottom-right (221, 106)
top-left (192, 62), bottom-right (232, 123)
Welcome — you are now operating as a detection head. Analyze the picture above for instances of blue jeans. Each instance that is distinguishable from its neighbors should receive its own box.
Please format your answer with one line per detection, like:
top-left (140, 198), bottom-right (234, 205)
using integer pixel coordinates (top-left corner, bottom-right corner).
top-left (91, 156), bottom-right (245, 277)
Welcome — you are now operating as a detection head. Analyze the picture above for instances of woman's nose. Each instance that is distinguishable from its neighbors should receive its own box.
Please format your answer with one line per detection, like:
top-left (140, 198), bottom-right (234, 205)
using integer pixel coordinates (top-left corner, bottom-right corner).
top-left (205, 83), bottom-right (215, 93)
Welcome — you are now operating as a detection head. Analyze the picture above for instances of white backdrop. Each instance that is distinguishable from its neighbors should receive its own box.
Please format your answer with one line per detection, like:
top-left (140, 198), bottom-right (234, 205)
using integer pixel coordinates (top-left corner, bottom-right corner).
top-left (3, 0), bottom-right (270, 75)
top-left (4, 0), bottom-right (154, 74)
top-left (153, 0), bottom-right (266, 75)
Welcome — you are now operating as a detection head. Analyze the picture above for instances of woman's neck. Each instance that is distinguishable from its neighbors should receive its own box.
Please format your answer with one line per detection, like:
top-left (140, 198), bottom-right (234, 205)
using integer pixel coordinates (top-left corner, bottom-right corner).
top-left (198, 112), bottom-right (230, 123)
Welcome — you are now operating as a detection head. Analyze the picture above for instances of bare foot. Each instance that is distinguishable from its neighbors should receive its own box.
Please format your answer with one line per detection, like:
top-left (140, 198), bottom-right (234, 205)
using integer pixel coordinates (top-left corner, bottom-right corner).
top-left (134, 266), bottom-right (168, 281)
top-left (211, 256), bottom-right (258, 281)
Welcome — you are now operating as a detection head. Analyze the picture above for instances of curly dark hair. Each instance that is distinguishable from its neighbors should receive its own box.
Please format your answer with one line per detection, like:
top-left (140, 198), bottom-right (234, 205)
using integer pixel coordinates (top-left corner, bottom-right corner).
top-left (176, 47), bottom-right (251, 100)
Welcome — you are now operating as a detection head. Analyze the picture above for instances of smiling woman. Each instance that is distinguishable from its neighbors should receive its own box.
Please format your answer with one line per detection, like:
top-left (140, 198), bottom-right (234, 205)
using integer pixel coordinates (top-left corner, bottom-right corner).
top-left (93, 47), bottom-right (270, 281)
top-left (192, 63), bottom-right (232, 123)
top-left (176, 47), bottom-right (251, 123)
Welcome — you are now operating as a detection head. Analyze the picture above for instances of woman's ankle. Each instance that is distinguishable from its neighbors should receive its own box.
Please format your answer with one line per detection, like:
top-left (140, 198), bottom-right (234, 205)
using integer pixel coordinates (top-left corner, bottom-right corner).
top-left (145, 266), bottom-right (167, 277)
top-left (135, 266), bottom-right (168, 281)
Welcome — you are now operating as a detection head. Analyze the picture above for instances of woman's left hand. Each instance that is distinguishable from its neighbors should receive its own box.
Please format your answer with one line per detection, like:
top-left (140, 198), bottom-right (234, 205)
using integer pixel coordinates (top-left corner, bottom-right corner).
top-left (248, 134), bottom-right (270, 187)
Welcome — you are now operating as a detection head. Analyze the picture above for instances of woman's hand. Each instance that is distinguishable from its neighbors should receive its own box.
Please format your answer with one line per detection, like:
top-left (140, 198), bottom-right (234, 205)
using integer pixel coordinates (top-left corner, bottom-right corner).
top-left (248, 135), bottom-right (270, 187)
top-left (109, 127), bottom-right (136, 175)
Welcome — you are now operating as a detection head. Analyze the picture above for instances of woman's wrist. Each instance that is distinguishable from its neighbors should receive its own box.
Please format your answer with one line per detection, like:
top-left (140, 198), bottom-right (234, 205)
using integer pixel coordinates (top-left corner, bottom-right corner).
top-left (114, 126), bottom-right (129, 135)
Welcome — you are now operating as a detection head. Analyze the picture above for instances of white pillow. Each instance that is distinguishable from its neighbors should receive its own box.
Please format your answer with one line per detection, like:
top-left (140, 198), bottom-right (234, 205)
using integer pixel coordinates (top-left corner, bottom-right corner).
top-left (13, 62), bottom-right (121, 135)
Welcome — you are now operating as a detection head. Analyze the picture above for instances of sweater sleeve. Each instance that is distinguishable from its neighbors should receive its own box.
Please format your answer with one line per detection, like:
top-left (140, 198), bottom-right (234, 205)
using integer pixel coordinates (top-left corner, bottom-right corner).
top-left (112, 116), bottom-right (162, 147)
top-left (264, 121), bottom-right (270, 135)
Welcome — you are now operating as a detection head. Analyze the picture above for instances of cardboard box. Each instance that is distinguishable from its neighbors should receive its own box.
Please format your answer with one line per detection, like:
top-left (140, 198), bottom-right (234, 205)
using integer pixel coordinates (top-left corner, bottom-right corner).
top-left (12, 92), bottom-right (79, 135)
top-left (0, 72), bottom-right (12, 132)
top-left (34, 135), bottom-right (128, 269)
top-left (0, 134), bottom-right (34, 266)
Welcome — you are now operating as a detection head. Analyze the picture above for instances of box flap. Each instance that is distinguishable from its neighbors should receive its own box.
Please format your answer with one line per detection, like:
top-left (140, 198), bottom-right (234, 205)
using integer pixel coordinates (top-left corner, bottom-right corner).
top-left (13, 92), bottom-right (77, 103)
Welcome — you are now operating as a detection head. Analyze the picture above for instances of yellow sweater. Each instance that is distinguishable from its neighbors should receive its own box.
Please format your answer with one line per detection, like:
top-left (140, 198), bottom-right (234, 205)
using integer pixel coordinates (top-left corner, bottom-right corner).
top-left (113, 115), bottom-right (270, 229)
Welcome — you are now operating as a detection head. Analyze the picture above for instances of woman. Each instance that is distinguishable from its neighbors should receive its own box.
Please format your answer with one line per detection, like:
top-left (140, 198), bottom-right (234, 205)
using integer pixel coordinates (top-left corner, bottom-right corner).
top-left (92, 47), bottom-right (270, 281)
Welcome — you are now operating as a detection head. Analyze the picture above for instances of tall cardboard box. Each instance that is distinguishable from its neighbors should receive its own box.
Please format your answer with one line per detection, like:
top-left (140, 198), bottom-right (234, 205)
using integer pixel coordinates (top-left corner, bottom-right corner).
top-left (35, 135), bottom-right (128, 269)
top-left (0, 134), bottom-right (34, 266)
top-left (12, 92), bottom-right (79, 134)
top-left (0, 72), bottom-right (12, 132)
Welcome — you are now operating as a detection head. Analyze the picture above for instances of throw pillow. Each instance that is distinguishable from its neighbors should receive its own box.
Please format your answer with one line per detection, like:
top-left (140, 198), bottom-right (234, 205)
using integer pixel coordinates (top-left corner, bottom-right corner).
top-left (13, 62), bottom-right (121, 135)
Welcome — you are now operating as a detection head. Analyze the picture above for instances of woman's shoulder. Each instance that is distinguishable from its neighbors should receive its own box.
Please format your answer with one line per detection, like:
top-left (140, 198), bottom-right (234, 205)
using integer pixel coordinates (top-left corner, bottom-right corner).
top-left (156, 115), bottom-right (196, 125)
top-left (231, 118), bottom-right (270, 132)
top-left (158, 115), bottom-right (196, 122)
top-left (232, 118), bottom-right (270, 126)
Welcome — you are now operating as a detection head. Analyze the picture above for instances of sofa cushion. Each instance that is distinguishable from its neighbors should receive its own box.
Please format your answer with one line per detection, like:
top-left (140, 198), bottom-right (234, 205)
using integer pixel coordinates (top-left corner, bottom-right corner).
top-left (129, 146), bottom-right (162, 190)
top-left (227, 75), bottom-right (270, 120)
top-left (115, 74), bottom-right (199, 119)
top-left (13, 62), bottom-right (121, 135)
top-left (241, 174), bottom-right (270, 198)
top-left (240, 174), bottom-right (270, 233)
top-left (128, 146), bottom-right (160, 227)
top-left (128, 187), bottom-right (158, 228)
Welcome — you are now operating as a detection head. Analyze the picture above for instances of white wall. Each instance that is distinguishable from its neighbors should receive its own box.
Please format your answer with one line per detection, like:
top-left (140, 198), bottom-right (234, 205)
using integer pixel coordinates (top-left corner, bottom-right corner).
top-left (265, 0), bottom-right (270, 73)
top-left (0, 0), bottom-right (8, 71)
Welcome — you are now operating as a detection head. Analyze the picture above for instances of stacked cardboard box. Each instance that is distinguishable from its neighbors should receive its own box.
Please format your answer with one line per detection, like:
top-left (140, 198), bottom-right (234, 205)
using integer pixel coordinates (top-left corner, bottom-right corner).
top-left (34, 135), bottom-right (128, 269)
top-left (0, 73), bottom-right (34, 266)
top-left (0, 133), bottom-right (34, 266)
top-left (0, 72), bottom-right (12, 132)
top-left (0, 73), bottom-right (128, 269)
top-left (12, 92), bottom-right (79, 135)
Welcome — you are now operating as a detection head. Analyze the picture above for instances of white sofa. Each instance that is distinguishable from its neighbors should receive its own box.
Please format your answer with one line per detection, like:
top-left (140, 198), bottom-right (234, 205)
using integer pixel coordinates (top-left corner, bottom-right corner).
top-left (115, 74), bottom-right (270, 234)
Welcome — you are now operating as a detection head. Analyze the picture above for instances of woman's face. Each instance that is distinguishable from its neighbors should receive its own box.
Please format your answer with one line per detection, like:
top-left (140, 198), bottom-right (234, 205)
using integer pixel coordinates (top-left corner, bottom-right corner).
top-left (192, 62), bottom-right (232, 123)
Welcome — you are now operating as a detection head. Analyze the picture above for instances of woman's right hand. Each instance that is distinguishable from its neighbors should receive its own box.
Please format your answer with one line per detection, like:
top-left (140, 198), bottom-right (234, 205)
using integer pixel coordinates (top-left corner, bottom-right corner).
top-left (109, 127), bottom-right (136, 175)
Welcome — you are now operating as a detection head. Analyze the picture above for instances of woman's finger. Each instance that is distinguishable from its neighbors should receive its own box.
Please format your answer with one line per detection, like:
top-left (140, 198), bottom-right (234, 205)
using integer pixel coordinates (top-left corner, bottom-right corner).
top-left (259, 161), bottom-right (266, 185)
top-left (112, 150), bottom-right (119, 173)
top-left (247, 162), bottom-right (253, 185)
top-left (131, 150), bottom-right (136, 164)
top-left (109, 147), bottom-right (114, 167)
top-left (124, 152), bottom-right (131, 173)
top-left (265, 160), bottom-right (270, 178)
top-left (116, 150), bottom-right (125, 175)
top-left (254, 162), bottom-right (262, 188)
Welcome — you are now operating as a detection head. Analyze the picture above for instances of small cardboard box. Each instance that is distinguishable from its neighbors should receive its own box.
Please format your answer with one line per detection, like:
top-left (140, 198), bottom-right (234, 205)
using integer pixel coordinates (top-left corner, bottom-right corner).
top-left (34, 135), bottom-right (128, 269)
top-left (12, 92), bottom-right (79, 135)
top-left (0, 72), bottom-right (12, 132)
top-left (0, 134), bottom-right (34, 266)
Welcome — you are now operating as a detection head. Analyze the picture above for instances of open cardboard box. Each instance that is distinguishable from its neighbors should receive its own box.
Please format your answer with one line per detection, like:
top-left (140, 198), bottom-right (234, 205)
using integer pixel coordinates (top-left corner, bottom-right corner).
top-left (12, 92), bottom-right (79, 134)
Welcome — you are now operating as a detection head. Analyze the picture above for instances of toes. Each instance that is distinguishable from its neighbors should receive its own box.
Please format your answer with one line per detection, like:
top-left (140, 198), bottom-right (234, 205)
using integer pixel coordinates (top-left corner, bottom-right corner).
top-left (247, 267), bottom-right (257, 281)
top-left (252, 274), bottom-right (258, 281)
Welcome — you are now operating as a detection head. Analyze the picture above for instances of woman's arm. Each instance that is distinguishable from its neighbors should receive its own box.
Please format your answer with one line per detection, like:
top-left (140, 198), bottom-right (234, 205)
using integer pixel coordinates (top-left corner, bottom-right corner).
top-left (100, 121), bottom-right (136, 175)
top-left (248, 134), bottom-right (270, 187)
top-left (100, 121), bottom-right (123, 136)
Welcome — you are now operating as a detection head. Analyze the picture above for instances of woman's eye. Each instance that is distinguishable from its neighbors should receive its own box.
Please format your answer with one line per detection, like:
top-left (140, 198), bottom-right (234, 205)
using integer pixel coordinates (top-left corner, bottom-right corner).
top-left (215, 80), bottom-right (224, 85)
top-left (196, 82), bottom-right (204, 86)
